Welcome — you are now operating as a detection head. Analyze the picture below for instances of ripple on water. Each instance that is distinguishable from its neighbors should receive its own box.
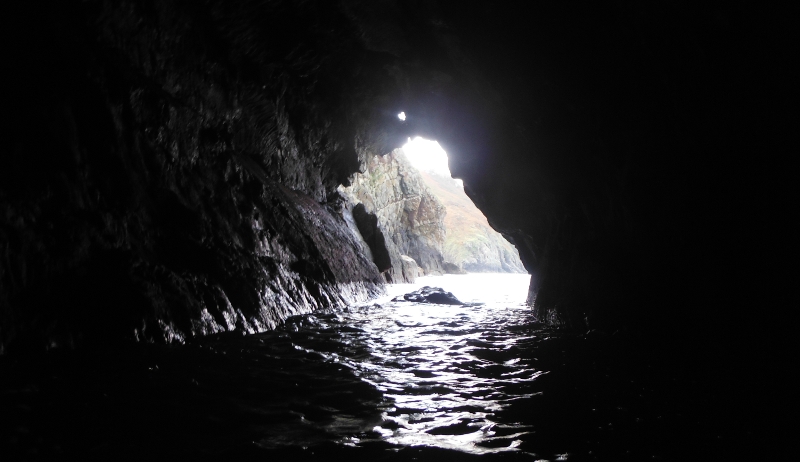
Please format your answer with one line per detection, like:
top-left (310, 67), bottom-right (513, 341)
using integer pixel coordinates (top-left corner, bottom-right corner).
top-left (253, 274), bottom-right (544, 455)
top-left (3, 272), bottom-right (733, 460)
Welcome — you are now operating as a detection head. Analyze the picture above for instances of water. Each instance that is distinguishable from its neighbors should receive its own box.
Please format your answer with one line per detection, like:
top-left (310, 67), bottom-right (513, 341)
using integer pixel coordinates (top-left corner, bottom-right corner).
top-left (277, 274), bottom-right (537, 454)
top-left (1, 274), bottom-right (754, 460)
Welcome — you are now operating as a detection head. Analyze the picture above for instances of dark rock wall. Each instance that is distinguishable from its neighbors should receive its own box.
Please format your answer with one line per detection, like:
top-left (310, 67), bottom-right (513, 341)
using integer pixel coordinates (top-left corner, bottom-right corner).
top-left (350, 203), bottom-right (392, 274)
top-left (1, 0), bottom-right (411, 350)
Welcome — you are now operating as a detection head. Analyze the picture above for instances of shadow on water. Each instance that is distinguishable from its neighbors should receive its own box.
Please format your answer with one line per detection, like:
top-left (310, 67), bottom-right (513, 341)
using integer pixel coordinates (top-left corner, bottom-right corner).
top-left (1, 275), bottom-right (762, 460)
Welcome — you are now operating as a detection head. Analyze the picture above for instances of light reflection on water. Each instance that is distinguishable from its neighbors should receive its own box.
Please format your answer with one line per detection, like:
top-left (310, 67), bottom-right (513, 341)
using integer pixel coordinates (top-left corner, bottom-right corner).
top-left (1, 273), bottom-right (740, 460)
top-left (277, 273), bottom-right (543, 455)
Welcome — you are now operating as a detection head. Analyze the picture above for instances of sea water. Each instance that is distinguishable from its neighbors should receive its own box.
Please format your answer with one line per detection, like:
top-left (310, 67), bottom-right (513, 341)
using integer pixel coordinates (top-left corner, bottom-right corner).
top-left (1, 273), bottom-right (744, 460)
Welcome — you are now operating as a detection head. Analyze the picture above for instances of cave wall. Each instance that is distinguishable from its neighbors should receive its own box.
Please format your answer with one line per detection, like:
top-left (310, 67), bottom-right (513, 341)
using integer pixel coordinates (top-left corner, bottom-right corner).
top-left (0, 0), bottom-right (790, 349)
top-left (1, 0), bottom-right (417, 350)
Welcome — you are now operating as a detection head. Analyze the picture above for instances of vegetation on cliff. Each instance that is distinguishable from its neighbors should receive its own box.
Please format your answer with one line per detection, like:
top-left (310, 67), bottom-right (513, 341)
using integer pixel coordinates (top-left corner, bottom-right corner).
top-left (420, 171), bottom-right (526, 273)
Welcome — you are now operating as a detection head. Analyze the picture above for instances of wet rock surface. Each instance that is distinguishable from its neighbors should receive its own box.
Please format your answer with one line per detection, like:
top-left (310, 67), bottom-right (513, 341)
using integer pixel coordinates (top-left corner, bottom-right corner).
top-left (392, 286), bottom-right (467, 305)
top-left (2, 0), bottom-right (408, 350)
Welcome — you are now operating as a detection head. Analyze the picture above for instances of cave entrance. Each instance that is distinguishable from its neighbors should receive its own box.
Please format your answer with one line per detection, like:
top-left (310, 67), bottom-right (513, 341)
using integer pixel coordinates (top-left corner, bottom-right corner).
top-left (341, 136), bottom-right (526, 282)
top-left (400, 137), bottom-right (526, 275)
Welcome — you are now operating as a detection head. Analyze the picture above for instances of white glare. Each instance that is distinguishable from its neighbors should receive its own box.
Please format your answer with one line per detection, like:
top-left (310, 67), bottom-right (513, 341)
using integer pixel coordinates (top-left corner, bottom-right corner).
top-left (397, 112), bottom-right (406, 121)
top-left (401, 137), bottom-right (452, 177)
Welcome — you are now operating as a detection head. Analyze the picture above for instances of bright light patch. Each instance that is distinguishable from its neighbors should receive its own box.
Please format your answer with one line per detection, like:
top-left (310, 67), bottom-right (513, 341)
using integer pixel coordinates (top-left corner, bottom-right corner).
top-left (401, 137), bottom-right (452, 177)
top-left (397, 112), bottom-right (406, 121)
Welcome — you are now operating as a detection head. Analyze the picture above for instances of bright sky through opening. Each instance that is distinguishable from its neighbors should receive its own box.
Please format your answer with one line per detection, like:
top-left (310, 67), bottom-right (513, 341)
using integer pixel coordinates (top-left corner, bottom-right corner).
top-left (397, 112), bottom-right (406, 121)
top-left (401, 137), bottom-right (453, 178)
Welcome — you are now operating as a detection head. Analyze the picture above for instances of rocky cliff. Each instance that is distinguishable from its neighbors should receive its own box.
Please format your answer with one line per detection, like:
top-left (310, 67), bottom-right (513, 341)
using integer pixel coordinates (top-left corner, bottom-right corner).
top-left (420, 172), bottom-right (525, 274)
top-left (340, 150), bottom-right (446, 282)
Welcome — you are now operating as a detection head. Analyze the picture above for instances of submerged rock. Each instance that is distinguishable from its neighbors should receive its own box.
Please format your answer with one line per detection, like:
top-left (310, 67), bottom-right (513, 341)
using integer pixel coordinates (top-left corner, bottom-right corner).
top-left (393, 286), bottom-right (464, 305)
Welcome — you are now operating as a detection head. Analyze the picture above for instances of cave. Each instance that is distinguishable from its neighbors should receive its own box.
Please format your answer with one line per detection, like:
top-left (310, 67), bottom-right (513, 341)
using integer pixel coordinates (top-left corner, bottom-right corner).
top-left (0, 1), bottom-right (789, 459)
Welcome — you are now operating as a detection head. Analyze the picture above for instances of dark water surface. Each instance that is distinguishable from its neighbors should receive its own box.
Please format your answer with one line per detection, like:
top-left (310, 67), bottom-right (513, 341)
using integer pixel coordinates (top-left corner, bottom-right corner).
top-left (2, 274), bottom-right (759, 460)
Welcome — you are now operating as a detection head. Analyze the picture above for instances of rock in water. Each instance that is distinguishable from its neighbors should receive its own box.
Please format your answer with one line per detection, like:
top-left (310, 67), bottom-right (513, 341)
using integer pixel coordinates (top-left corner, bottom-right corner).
top-left (393, 286), bottom-right (464, 305)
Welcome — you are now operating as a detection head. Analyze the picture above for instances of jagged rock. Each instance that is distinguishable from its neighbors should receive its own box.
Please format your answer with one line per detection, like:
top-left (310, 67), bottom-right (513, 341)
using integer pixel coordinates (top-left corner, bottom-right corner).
top-left (340, 150), bottom-right (447, 282)
top-left (1, 1), bottom-right (403, 350)
top-left (400, 255), bottom-right (425, 281)
top-left (392, 286), bottom-right (464, 305)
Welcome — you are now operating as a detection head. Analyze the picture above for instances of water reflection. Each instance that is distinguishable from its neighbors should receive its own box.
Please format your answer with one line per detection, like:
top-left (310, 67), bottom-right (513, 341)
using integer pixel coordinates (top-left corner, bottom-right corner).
top-left (2, 273), bottom-right (731, 460)
top-left (272, 274), bottom-right (542, 455)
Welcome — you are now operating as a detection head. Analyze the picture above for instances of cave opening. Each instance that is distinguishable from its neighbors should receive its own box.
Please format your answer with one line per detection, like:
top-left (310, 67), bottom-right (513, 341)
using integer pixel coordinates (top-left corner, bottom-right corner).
top-left (399, 136), bottom-right (525, 276)
top-left (342, 134), bottom-right (528, 279)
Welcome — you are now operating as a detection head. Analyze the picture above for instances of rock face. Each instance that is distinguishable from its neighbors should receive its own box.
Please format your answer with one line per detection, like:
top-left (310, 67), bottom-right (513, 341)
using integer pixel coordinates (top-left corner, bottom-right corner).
top-left (340, 150), bottom-right (447, 282)
top-left (400, 255), bottom-right (425, 281)
top-left (420, 171), bottom-right (526, 274)
top-left (1, 1), bottom-right (410, 350)
top-left (442, 262), bottom-right (467, 275)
